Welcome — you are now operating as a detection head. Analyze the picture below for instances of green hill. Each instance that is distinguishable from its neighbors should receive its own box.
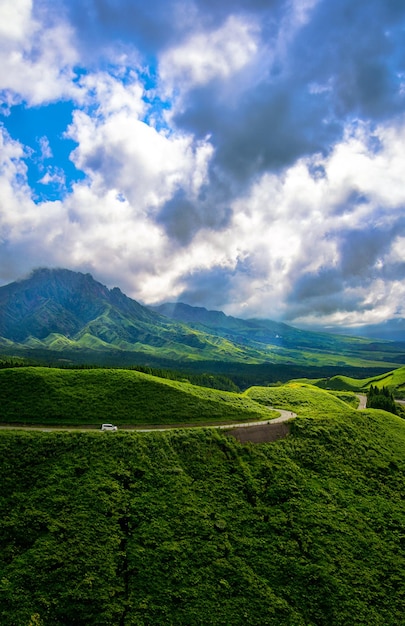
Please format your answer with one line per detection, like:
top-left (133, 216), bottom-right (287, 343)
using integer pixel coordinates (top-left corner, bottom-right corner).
top-left (244, 381), bottom-right (358, 418)
top-left (0, 366), bottom-right (276, 426)
top-left (299, 365), bottom-right (405, 396)
top-left (1, 404), bottom-right (405, 625)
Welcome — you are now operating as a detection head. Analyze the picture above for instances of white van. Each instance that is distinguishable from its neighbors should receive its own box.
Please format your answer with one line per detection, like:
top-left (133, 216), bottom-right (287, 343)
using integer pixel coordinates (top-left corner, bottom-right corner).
top-left (101, 423), bottom-right (118, 431)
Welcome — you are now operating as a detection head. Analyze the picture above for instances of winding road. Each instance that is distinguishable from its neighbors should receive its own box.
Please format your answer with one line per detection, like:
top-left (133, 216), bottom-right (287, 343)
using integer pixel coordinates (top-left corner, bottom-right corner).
top-left (0, 394), bottom-right (375, 435)
top-left (0, 408), bottom-right (296, 433)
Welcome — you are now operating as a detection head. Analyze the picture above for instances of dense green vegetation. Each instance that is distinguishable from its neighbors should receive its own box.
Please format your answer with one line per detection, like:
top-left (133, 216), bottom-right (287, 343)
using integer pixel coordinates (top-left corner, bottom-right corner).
top-left (367, 385), bottom-right (397, 414)
top-left (298, 365), bottom-right (405, 396)
top-left (2, 347), bottom-right (395, 391)
top-left (1, 402), bottom-right (405, 625)
top-left (2, 366), bottom-right (405, 624)
top-left (0, 367), bottom-right (275, 426)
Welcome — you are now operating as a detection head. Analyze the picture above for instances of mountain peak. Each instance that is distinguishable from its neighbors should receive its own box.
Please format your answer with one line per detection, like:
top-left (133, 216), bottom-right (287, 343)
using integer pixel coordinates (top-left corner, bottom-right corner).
top-left (0, 268), bottom-right (144, 342)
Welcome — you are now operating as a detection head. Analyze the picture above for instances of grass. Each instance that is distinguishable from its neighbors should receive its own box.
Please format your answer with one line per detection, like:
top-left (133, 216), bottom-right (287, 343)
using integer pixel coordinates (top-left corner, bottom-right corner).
top-left (0, 366), bottom-right (277, 426)
top-left (0, 404), bottom-right (404, 625)
top-left (244, 381), bottom-right (358, 419)
top-left (296, 365), bottom-right (405, 396)
top-left (1, 366), bottom-right (405, 623)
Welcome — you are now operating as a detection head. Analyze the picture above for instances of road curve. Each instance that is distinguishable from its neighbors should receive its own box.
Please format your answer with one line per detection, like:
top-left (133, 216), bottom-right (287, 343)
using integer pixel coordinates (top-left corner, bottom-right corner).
top-left (356, 394), bottom-right (367, 409)
top-left (0, 408), bottom-right (297, 433)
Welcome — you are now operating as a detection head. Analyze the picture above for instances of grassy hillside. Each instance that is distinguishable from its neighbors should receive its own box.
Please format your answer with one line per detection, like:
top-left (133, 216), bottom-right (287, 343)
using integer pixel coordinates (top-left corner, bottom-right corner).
top-left (0, 367), bottom-right (275, 426)
top-left (244, 381), bottom-right (359, 418)
top-left (1, 404), bottom-right (405, 625)
top-left (299, 365), bottom-right (405, 396)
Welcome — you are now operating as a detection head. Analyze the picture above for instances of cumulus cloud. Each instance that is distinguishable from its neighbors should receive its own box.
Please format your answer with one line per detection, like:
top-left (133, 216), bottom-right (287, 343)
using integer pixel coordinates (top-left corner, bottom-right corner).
top-left (214, 118), bottom-right (405, 325)
top-left (159, 15), bottom-right (259, 92)
top-left (0, 0), bottom-right (79, 107)
top-left (66, 72), bottom-right (214, 218)
top-left (1, 0), bottom-right (405, 330)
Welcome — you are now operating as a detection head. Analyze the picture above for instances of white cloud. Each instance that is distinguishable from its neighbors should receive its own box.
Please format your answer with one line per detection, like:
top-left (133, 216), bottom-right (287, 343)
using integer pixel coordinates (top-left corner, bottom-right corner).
top-left (1, 0), bottom-right (405, 335)
top-left (67, 72), bottom-right (214, 213)
top-left (78, 72), bottom-right (146, 118)
top-left (0, 0), bottom-right (78, 106)
top-left (0, 0), bottom-right (32, 41)
top-left (38, 169), bottom-right (66, 186)
top-left (3, 111), bottom-right (405, 327)
top-left (38, 136), bottom-right (53, 160)
top-left (159, 15), bottom-right (259, 93)
top-left (169, 117), bottom-right (405, 324)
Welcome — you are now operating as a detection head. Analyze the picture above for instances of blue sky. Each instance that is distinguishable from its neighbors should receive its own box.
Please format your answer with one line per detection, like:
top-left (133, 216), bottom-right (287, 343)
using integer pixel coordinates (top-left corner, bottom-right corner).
top-left (0, 0), bottom-right (405, 329)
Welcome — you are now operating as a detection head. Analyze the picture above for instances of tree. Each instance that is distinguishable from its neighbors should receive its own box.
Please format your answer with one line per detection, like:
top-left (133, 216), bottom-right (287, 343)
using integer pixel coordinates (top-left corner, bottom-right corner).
top-left (366, 385), bottom-right (397, 415)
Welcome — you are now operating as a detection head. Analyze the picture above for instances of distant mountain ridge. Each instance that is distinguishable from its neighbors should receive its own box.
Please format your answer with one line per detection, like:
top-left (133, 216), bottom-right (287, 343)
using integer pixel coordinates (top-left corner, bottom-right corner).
top-left (0, 268), bottom-right (404, 368)
top-left (0, 268), bottom-right (268, 362)
top-left (152, 302), bottom-right (313, 349)
top-left (151, 301), bottom-right (404, 356)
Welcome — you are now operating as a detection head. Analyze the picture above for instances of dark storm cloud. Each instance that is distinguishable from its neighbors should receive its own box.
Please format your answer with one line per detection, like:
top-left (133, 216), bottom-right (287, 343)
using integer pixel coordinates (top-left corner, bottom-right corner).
top-left (61, 0), bottom-right (283, 56)
top-left (339, 226), bottom-right (397, 279)
top-left (291, 0), bottom-right (405, 120)
top-left (173, 265), bottom-right (236, 310)
top-left (154, 0), bottom-right (405, 240)
top-left (55, 0), bottom-right (178, 56)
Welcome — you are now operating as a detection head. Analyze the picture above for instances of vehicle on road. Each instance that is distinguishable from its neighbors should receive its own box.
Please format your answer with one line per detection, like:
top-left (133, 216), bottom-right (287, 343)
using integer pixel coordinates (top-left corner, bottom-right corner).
top-left (100, 423), bottom-right (118, 431)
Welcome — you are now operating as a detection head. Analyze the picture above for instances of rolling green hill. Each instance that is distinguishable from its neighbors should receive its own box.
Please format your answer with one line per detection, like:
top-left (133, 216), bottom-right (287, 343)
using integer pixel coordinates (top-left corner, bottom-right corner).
top-left (244, 381), bottom-right (358, 418)
top-left (0, 366), bottom-right (276, 426)
top-left (298, 365), bottom-right (405, 396)
top-left (1, 403), bottom-right (404, 624)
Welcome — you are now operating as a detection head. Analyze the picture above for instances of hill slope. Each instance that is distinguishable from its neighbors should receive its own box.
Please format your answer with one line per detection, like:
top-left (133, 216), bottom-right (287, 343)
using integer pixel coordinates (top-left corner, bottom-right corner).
top-left (1, 406), bottom-right (404, 625)
top-left (0, 366), bottom-right (276, 426)
top-left (298, 365), bottom-right (405, 396)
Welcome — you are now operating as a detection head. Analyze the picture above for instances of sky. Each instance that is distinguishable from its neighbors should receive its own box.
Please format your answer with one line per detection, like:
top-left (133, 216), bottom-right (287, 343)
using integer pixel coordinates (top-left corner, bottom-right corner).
top-left (0, 0), bottom-right (405, 329)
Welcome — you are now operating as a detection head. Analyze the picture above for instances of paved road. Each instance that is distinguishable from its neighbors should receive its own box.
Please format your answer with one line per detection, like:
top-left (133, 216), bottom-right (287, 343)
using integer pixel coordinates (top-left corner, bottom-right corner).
top-left (3, 392), bottom-right (396, 433)
top-left (0, 408), bottom-right (297, 433)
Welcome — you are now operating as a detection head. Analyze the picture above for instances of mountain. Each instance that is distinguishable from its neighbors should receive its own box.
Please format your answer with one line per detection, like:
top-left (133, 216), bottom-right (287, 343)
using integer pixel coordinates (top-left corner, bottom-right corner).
top-left (0, 268), bottom-right (151, 341)
top-left (151, 301), bottom-right (405, 363)
top-left (0, 268), bottom-right (246, 361)
top-left (152, 301), bottom-right (335, 349)
top-left (0, 268), bottom-right (404, 369)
